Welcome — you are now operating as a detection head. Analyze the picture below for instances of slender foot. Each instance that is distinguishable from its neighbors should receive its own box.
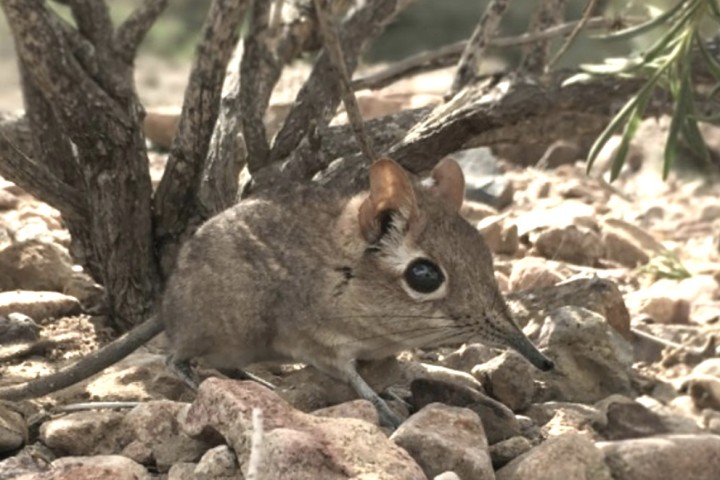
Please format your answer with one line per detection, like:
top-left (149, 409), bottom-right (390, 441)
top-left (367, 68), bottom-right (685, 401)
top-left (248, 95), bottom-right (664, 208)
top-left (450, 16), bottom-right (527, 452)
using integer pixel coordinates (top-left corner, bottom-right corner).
top-left (342, 363), bottom-right (402, 429)
top-left (166, 357), bottom-right (199, 391)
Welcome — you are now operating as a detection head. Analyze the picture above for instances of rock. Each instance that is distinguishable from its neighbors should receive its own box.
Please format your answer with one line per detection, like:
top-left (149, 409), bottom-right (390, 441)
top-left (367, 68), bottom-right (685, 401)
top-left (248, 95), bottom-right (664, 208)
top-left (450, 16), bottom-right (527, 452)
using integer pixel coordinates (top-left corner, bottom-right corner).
top-left (18, 455), bottom-right (151, 480)
top-left (536, 307), bottom-right (634, 403)
top-left (514, 201), bottom-right (595, 237)
top-left (433, 472), bottom-right (461, 480)
top-left (0, 291), bottom-right (80, 321)
top-left (508, 258), bottom-right (564, 292)
top-left (0, 190), bottom-right (18, 210)
top-left (0, 403), bottom-right (27, 453)
top-left (404, 361), bottom-right (484, 394)
top-left (57, 352), bottom-right (194, 404)
top-left (391, 403), bottom-right (493, 480)
top-left (506, 277), bottom-right (632, 340)
top-left (410, 378), bottom-right (521, 444)
top-left (459, 201), bottom-right (498, 223)
top-left (625, 280), bottom-right (691, 324)
top-left (496, 432), bottom-right (612, 480)
top-left (598, 434), bottom-right (720, 480)
top-left (167, 462), bottom-right (196, 480)
top-left (536, 139), bottom-right (582, 169)
top-left (534, 225), bottom-right (604, 266)
top-left (455, 149), bottom-right (514, 209)
top-left (477, 217), bottom-right (519, 255)
top-left (0, 313), bottom-right (40, 343)
top-left (489, 436), bottom-right (532, 469)
top-left (601, 219), bottom-right (663, 267)
top-left (593, 396), bottom-right (669, 440)
top-left (0, 240), bottom-right (75, 292)
top-left (40, 411), bottom-right (126, 456)
top-left (700, 203), bottom-right (720, 222)
top-left (680, 375), bottom-right (720, 411)
top-left (181, 379), bottom-right (425, 479)
top-left (121, 400), bottom-right (214, 472)
top-left (194, 445), bottom-right (241, 479)
top-left (471, 351), bottom-right (536, 412)
top-left (693, 358), bottom-right (720, 377)
top-left (312, 399), bottom-right (379, 424)
top-left (0, 447), bottom-right (51, 479)
top-left (441, 343), bottom-right (498, 373)
top-left (524, 402), bottom-right (603, 437)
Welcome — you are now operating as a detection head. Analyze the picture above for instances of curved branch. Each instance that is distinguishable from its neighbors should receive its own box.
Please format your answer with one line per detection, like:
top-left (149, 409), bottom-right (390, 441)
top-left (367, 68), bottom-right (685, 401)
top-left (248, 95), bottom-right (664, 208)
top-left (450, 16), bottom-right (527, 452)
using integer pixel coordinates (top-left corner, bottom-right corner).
top-left (114, 0), bottom-right (170, 63)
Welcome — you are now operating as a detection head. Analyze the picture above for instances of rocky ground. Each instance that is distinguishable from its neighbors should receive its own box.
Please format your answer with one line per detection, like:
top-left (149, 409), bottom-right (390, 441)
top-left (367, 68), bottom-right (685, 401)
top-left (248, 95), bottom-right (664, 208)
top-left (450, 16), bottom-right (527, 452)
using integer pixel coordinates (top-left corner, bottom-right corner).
top-left (1, 61), bottom-right (720, 479)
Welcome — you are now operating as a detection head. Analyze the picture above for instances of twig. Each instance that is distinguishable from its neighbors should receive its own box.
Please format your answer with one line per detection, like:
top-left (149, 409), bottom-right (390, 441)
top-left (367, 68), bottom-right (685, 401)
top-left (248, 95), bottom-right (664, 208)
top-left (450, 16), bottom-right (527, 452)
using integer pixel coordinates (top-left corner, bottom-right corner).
top-left (520, 0), bottom-right (567, 74)
top-left (270, 0), bottom-right (285, 31)
top-left (115, 0), bottom-right (170, 63)
top-left (547, 0), bottom-right (598, 70)
top-left (269, 0), bottom-right (416, 164)
top-left (153, 0), bottom-right (251, 249)
top-left (313, 0), bottom-right (376, 161)
top-left (353, 16), bottom-right (641, 91)
top-left (449, 0), bottom-right (513, 97)
top-left (246, 408), bottom-right (265, 480)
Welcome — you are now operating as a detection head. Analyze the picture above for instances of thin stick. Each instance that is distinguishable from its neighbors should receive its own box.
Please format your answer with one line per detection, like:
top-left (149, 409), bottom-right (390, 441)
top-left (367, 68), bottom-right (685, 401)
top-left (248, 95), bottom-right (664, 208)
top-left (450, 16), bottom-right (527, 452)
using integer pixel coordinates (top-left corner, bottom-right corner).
top-left (246, 408), bottom-right (265, 480)
top-left (547, 0), bottom-right (598, 70)
top-left (354, 16), bottom-right (640, 91)
top-left (449, 0), bottom-right (513, 97)
top-left (313, 0), bottom-right (376, 161)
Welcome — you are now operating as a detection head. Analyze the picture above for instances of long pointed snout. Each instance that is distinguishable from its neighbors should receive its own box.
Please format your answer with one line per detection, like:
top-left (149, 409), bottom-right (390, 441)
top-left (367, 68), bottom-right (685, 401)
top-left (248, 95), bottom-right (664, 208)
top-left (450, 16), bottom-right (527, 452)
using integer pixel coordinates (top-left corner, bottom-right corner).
top-left (506, 332), bottom-right (554, 371)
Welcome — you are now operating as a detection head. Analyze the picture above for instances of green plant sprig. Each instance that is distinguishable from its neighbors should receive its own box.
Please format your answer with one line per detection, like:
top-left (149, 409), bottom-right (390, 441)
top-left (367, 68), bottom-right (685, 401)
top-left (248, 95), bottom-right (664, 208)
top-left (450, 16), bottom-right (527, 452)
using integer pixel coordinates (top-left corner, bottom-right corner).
top-left (564, 0), bottom-right (720, 181)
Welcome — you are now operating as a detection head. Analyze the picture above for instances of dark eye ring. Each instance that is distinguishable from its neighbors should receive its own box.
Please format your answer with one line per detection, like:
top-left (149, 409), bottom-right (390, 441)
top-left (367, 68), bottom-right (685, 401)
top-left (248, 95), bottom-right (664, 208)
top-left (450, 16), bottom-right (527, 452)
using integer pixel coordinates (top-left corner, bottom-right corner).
top-left (404, 258), bottom-right (445, 294)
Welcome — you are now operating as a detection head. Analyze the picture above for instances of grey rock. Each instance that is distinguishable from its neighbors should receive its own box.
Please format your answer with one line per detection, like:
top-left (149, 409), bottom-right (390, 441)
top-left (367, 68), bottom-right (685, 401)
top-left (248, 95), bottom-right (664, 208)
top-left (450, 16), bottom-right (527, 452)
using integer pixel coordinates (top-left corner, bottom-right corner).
top-left (391, 403), bottom-right (493, 480)
top-left (0, 291), bottom-right (80, 322)
top-left (0, 313), bottom-right (39, 343)
top-left (598, 434), bottom-right (720, 480)
top-left (410, 378), bottom-right (521, 444)
top-left (471, 351), bottom-right (536, 412)
top-left (0, 240), bottom-right (74, 292)
top-left (195, 445), bottom-right (241, 480)
top-left (535, 225), bottom-right (604, 266)
top-left (489, 436), bottom-right (532, 469)
top-left (0, 404), bottom-right (27, 453)
top-left (121, 400), bottom-right (213, 472)
top-left (312, 399), bottom-right (379, 424)
top-left (40, 411), bottom-right (126, 456)
top-left (496, 432), bottom-right (612, 480)
top-left (17, 455), bottom-right (151, 480)
top-left (167, 462), bottom-right (197, 480)
top-left (441, 343), bottom-right (498, 373)
top-left (593, 395), bottom-right (669, 440)
top-left (181, 379), bottom-right (425, 479)
top-left (536, 306), bottom-right (635, 403)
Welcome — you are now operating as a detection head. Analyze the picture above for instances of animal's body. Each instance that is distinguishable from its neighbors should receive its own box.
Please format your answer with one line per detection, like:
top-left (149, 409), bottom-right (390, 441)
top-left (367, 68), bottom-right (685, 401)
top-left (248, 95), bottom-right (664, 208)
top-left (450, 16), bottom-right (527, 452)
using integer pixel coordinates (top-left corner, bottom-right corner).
top-left (0, 158), bottom-right (552, 425)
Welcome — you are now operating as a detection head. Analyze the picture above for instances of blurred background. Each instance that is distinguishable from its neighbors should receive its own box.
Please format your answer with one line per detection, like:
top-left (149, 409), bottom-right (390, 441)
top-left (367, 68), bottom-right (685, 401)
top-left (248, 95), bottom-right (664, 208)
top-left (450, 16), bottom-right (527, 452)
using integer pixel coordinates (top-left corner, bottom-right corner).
top-left (0, 0), bottom-right (654, 111)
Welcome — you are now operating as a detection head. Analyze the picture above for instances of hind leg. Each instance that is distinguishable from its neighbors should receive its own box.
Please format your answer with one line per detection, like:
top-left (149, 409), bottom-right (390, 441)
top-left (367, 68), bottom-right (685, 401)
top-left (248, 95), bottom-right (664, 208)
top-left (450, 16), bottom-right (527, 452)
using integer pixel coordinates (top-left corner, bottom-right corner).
top-left (166, 356), bottom-right (199, 391)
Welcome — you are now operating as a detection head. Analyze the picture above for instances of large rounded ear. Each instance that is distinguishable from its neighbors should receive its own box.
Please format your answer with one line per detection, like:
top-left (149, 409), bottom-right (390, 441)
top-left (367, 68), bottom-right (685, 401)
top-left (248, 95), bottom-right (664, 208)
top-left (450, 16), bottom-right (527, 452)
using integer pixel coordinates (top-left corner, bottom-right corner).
top-left (430, 158), bottom-right (465, 212)
top-left (358, 158), bottom-right (417, 242)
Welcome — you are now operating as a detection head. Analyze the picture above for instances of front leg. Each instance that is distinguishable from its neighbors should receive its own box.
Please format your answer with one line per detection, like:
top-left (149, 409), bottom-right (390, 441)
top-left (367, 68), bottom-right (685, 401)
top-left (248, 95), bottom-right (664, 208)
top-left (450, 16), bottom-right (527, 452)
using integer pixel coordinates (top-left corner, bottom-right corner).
top-left (339, 361), bottom-right (402, 429)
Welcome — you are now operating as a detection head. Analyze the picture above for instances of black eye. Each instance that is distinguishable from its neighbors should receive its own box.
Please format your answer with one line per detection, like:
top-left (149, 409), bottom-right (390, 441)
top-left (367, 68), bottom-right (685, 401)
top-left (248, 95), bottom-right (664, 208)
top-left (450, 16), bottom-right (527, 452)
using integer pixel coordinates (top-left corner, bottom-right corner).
top-left (404, 259), bottom-right (445, 294)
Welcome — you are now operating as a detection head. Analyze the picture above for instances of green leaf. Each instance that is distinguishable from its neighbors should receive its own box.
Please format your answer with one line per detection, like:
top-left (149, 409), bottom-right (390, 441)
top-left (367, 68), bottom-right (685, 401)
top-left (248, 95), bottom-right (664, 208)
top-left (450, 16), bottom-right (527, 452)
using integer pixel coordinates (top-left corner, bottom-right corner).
top-left (642, 2), bottom-right (700, 63)
top-left (561, 72), bottom-right (595, 86)
top-left (664, 76), bottom-right (691, 178)
top-left (697, 34), bottom-right (720, 83)
top-left (610, 92), bottom-right (650, 181)
top-left (592, 1), bottom-right (688, 41)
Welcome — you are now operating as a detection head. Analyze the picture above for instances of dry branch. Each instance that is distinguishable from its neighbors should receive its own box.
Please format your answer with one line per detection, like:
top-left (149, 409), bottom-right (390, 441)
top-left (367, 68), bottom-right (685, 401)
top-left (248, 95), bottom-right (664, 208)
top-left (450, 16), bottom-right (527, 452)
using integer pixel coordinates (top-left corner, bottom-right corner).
top-left (313, 0), bottom-right (376, 162)
top-left (66, 0), bottom-right (114, 50)
top-left (153, 0), bottom-right (251, 271)
top-left (269, 0), bottom-right (417, 164)
top-left (353, 16), bottom-right (637, 91)
top-left (520, 0), bottom-right (567, 73)
top-left (115, 0), bottom-right (170, 63)
top-left (449, 0), bottom-right (513, 97)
